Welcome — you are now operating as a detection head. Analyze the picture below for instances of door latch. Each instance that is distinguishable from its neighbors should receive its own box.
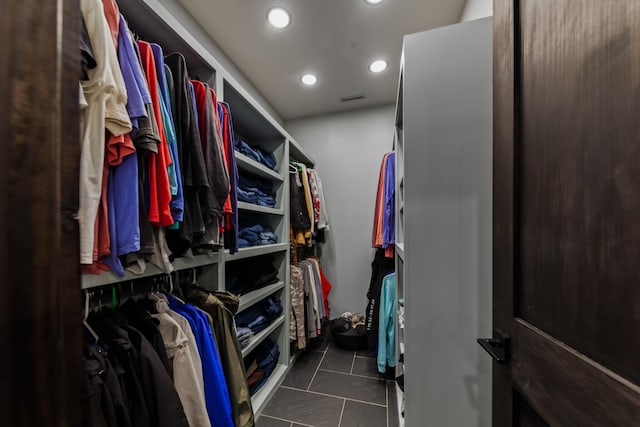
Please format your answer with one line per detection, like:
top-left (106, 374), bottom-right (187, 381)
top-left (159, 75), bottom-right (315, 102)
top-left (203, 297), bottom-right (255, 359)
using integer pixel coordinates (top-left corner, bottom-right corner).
top-left (477, 330), bottom-right (510, 364)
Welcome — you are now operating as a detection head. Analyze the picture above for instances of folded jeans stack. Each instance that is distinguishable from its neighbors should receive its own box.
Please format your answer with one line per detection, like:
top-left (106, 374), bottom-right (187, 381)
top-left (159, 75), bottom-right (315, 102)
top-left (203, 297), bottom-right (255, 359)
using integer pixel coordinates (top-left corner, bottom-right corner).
top-left (237, 224), bottom-right (278, 248)
top-left (235, 296), bottom-right (283, 335)
top-left (237, 175), bottom-right (277, 208)
top-left (234, 140), bottom-right (277, 171)
top-left (236, 326), bottom-right (254, 349)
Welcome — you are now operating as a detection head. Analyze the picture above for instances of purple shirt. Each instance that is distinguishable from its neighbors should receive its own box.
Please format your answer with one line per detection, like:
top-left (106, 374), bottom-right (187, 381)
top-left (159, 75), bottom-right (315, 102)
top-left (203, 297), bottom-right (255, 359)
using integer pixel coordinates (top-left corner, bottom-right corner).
top-left (382, 152), bottom-right (395, 248)
top-left (104, 15), bottom-right (150, 276)
top-left (118, 15), bottom-right (150, 130)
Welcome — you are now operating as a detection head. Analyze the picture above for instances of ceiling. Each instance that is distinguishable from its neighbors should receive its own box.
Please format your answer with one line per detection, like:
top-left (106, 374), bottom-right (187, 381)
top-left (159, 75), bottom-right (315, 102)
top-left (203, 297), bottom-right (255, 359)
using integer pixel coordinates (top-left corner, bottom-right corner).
top-left (177, 0), bottom-right (467, 120)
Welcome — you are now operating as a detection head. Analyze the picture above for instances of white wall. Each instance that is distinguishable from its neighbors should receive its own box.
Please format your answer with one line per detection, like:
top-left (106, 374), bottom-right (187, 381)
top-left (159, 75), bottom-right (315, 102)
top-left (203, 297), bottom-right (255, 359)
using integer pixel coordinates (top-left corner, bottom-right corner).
top-left (460, 0), bottom-right (493, 21)
top-left (286, 105), bottom-right (396, 317)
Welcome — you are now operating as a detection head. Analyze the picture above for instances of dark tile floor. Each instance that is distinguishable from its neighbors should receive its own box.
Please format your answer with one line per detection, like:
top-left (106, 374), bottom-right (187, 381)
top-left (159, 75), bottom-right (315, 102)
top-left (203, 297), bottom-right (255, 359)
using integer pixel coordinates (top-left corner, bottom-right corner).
top-left (257, 339), bottom-right (400, 427)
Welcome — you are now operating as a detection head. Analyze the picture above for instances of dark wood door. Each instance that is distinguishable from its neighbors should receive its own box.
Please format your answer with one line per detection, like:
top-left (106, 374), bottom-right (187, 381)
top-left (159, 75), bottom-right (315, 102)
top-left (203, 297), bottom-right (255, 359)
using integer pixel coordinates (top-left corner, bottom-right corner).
top-left (1, 0), bottom-right (82, 425)
top-left (492, 0), bottom-right (640, 425)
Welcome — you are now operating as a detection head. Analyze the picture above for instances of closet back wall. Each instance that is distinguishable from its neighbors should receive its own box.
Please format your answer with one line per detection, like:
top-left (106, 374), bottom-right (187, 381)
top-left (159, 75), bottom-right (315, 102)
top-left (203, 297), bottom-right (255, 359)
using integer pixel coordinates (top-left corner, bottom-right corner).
top-left (287, 105), bottom-right (395, 317)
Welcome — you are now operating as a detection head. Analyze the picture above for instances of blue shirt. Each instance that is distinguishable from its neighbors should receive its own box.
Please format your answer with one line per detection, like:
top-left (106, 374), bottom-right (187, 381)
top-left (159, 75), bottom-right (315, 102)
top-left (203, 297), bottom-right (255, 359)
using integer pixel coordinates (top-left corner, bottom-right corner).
top-left (150, 44), bottom-right (185, 225)
top-left (382, 152), bottom-right (395, 248)
top-left (104, 15), bottom-right (148, 276)
top-left (167, 295), bottom-right (233, 427)
top-left (377, 272), bottom-right (396, 373)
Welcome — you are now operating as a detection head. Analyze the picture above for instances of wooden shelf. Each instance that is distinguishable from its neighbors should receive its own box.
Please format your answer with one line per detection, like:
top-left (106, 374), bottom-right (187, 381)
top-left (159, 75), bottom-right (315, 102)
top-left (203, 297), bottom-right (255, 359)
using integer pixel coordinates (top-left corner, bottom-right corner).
top-left (238, 281), bottom-right (286, 314)
top-left (81, 252), bottom-right (219, 289)
top-left (235, 152), bottom-right (284, 182)
top-left (237, 201), bottom-right (284, 216)
top-left (241, 315), bottom-right (285, 357)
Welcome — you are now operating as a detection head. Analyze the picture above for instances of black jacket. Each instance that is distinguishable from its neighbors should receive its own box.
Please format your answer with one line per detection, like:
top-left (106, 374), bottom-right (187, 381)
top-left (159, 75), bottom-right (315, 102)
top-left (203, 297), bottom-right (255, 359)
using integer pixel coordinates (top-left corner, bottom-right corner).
top-left (365, 249), bottom-right (395, 349)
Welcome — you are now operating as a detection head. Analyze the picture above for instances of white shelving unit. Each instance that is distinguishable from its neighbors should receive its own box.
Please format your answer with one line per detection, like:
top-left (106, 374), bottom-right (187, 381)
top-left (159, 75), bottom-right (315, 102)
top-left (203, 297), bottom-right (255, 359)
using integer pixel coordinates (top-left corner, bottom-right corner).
top-left (241, 315), bottom-right (286, 357)
top-left (235, 153), bottom-right (285, 182)
top-left (394, 50), bottom-right (406, 427)
top-left (237, 202), bottom-right (284, 216)
top-left (251, 364), bottom-right (288, 411)
top-left (81, 0), bottom-right (322, 417)
top-left (238, 281), bottom-right (286, 314)
top-left (224, 243), bottom-right (289, 261)
top-left (220, 75), bottom-right (291, 415)
top-left (394, 19), bottom-right (493, 427)
top-left (81, 252), bottom-right (220, 289)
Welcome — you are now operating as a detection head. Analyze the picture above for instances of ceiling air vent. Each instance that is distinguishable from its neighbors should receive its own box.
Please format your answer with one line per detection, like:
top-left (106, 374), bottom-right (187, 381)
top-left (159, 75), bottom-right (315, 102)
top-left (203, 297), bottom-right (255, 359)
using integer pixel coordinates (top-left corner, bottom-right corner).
top-left (340, 94), bottom-right (366, 102)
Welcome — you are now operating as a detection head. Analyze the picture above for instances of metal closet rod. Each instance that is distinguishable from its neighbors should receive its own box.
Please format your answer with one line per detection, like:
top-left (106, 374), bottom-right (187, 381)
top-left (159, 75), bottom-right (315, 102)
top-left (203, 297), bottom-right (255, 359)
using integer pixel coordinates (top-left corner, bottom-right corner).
top-left (83, 269), bottom-right (198, 309)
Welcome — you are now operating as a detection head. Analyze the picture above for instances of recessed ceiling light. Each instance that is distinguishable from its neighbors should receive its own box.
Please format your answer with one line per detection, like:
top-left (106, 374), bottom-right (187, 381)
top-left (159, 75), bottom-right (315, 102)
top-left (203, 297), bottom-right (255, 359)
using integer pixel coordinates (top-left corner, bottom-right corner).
top-left (369, 59), bottom-right (388, 73)
top-left (365, 0), bottom-right (384, 4)
top-left (301, 73), bottom-right (318, 86)
top-left (267, 7), bottom-right (290, 29)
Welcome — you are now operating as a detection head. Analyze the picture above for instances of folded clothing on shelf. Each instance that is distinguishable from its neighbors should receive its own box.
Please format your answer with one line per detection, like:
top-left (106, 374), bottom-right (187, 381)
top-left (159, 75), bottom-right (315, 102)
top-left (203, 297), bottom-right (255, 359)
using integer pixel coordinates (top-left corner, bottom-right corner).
top-left (226, 255), bottom-right (280, 296)
top-left (235, 139), bottom-right (277, 171)
top-left (237, 174), bottom-right (277, 208)
top-left (236, 326), bottom-right (254, 349)
top-left (237, 223), bottom-right (278, 248)
top-left (235, 296), bottom-right (283, 334)
top-left (244, 339), bottom-right (280, 395)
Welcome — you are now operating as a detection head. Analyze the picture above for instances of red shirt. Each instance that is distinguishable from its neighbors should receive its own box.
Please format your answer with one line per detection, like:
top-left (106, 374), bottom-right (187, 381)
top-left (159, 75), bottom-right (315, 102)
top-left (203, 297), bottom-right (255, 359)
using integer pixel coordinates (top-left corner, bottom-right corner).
top-left (213, 89), bottom-right (233, 218)
top-left (138, 41), bottom-right (174, 227)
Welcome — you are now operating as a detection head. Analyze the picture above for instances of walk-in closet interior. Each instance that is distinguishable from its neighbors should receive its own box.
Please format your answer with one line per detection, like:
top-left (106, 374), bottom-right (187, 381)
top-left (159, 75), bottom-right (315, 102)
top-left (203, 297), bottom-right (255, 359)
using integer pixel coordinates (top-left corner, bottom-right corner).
top-left (6, 0), bottom-right (638, 425)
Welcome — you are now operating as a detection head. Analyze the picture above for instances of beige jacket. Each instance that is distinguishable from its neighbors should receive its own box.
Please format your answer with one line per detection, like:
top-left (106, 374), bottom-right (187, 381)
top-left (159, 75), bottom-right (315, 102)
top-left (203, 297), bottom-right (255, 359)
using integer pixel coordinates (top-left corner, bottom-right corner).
top-left (152, 300), bottom-right (211, 427)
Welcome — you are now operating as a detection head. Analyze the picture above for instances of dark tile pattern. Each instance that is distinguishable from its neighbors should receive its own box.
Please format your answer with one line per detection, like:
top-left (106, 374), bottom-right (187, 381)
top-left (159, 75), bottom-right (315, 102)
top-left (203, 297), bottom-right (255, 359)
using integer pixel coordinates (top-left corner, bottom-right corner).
top-left (282, 350), bottom-right (324, 389)
top-left (309, 370), bottom-right (387, 405)
top-left (319, 344), bottom-right (354, 373)
top-left (351, 356), bottom-right (384, 379)
top-left (266, 341), bottom-right (398, 426)
top-left (256, 416), bottom-right (292, 427)
top-left (262, 387), bottom-right (343, 427)
top-left (340, 400), bottom-right (387, 427)
top-left (355, 348), bottom-right (377, 359)
top-left (306, 335), bottom-right (330, 352)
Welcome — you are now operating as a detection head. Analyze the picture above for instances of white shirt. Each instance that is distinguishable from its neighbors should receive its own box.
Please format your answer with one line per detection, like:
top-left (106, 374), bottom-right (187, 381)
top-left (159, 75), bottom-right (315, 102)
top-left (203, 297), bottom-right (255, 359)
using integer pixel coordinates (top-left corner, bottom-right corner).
top-left (78, 0), bottom-right (131, 264)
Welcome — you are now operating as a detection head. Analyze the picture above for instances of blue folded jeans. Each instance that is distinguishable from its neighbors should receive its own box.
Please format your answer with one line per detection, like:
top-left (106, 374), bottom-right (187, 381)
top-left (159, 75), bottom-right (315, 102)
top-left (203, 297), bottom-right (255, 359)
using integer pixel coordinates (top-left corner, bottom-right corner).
top-left (237, 188), bottom-right (258, 204)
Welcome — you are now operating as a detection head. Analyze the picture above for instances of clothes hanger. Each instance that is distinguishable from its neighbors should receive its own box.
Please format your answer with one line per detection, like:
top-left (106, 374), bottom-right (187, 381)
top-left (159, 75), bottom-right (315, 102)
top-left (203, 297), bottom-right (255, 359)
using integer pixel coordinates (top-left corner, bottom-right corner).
top-left (83, 291), bottom-right (100, 345)
top-left (168, 273), bottom-right (174, 294)
top-left (170, 271), bottom-right (187, 304)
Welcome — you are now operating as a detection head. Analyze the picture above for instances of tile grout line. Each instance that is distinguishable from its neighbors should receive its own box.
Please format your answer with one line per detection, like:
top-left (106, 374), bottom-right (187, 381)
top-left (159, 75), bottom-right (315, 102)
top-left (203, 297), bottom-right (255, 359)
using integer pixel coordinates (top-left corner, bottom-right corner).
top-left (386, 377), bottom-right (390, 427)
top-left (349, 351), bottom-right (357, 375)
top-left (279, 385), bottom-right (387, 408)
top-left (260, 414), bottom-right (314, 427)
top-left (306, 346), bottom-right (328, 390)
top-left (337, 399), bottom-right (347, 427)
top-left (319, 367), bottom-right (385, 382)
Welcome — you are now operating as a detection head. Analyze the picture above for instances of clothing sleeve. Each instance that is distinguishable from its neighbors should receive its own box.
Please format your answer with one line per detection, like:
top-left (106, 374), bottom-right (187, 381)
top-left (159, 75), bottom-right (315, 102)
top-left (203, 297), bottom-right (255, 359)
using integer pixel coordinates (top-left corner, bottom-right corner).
top-left (383, 153), bottom-right (396, 248)
top-left (377, 274), bottom-right (396, 373)
top-left (78, 0), bottom-right (117, 264)
top-left (313, 170), bottom-right (330, 231)
top-left (372, 154), bottom-right (388, 248)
